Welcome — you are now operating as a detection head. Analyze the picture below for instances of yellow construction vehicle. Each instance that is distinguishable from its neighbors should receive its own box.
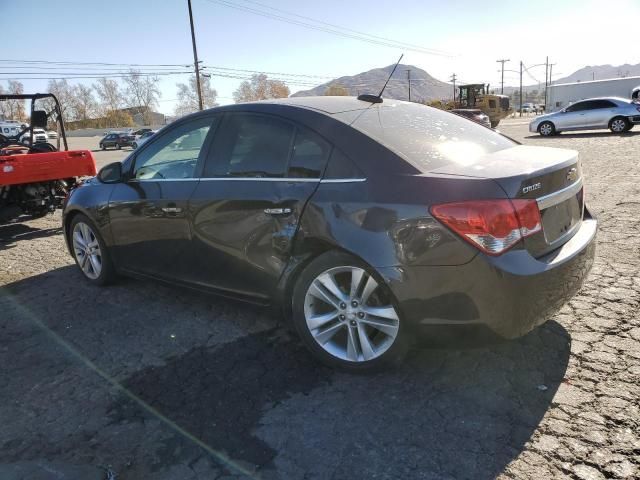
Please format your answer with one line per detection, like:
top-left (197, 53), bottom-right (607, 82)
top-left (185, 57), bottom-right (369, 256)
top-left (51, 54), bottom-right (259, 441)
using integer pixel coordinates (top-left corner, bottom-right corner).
top-left (430, 84), bottom-right (512, 128)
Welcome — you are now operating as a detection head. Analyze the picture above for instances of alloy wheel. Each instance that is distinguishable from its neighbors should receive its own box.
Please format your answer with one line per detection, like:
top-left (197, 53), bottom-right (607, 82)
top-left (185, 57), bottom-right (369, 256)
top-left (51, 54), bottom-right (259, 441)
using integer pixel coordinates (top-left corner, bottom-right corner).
top-left (611, 119), bottom-right (626, 133)
top-left (72, 222), bottom-right (103, 280)
top-left (539, 122), bottom-right (553, 136)
top-left (303, 266), bottom-right (400, 362)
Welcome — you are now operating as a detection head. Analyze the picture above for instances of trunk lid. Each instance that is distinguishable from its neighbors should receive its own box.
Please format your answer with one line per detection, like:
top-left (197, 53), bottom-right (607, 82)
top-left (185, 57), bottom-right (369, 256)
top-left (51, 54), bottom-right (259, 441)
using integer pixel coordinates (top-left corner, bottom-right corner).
top-left (430, 145), bottom-right (584, 257)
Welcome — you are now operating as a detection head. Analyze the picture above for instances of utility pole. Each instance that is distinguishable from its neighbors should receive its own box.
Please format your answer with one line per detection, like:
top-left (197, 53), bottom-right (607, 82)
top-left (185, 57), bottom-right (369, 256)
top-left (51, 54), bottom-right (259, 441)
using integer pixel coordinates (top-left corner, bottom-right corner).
top-left (496, 59), bottom-right (510, 94)
top-left (187, 0), bottom-right (203, 110)
top-left (544, 56), bottom-right (549, 108)
top-left (450, 73), bottom-right (457, 103)
top-left (406, 69), bottom-right (411, 102)
top-left (519, 61), bottom-right (523, 117)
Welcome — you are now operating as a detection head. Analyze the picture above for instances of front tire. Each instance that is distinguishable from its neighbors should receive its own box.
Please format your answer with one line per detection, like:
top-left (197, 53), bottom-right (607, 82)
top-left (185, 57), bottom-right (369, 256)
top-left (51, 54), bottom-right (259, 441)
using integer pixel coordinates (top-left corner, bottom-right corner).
top-left (100, 143), bottom-right (106, 150)
top-left (292, 251), bottom-right (407, 371)
top-left (69, 214), bottom-right (116, 286)
top-left (116, 143), bottom-right (121, 150)
top-left (538, 121), bottom-right (555, 136)
top-left (609, 117), bottom-right (629, 133)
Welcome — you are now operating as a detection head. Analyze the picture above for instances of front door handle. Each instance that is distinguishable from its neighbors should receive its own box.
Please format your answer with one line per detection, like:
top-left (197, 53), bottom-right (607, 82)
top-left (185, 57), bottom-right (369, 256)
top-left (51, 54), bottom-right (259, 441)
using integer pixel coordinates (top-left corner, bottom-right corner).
top-left (264, 207), bottom-right (292, 215)
top-left (161, 206), bottom-right (183, 213)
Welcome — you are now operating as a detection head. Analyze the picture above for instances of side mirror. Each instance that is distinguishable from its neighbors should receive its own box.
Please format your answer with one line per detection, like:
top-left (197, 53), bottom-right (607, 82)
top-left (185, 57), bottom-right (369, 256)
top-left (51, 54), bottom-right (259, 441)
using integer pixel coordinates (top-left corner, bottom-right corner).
top-left (98, 162), bottom-right (123, 183)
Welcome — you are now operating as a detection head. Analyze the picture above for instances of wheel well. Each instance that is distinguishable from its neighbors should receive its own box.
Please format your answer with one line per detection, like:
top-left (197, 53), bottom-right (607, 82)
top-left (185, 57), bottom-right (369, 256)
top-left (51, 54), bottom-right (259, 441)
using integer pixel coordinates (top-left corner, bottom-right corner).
top-left (63, 209), bottom-right (82, 251)
top-left (279, 243), bottom-right (374, 322)
top-left (609, 116), bottom-right (628, 126)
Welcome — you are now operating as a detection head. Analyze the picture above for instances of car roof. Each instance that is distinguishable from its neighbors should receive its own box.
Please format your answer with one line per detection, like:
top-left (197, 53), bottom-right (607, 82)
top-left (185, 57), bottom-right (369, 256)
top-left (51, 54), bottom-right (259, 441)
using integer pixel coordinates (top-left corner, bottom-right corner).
top-left (574, 97), bottom-right (630, 103)
top-left (237, 96), bottom-right (374, 114)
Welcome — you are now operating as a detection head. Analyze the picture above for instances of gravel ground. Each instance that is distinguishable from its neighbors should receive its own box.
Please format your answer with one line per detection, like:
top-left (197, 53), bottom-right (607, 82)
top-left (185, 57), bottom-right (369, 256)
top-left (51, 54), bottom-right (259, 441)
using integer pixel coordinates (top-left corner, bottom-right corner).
top-left (0, 123), bottom-right (638, 480)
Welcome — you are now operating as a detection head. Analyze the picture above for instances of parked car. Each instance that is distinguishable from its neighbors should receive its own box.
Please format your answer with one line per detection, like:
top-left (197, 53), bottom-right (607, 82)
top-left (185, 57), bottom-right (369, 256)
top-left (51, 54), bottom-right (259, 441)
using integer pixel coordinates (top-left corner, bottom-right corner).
top-left (132, 128), bottom-right (153, 138)
top-left (450, 108), bottom-right (492, 128)
top-left (47, 130), bottom-right (58, 141)
top-left (131, 130), bottom-right (156, 149)
top-left (99, 132), bottom-right (134, 150)
top-left (20, 128), bottom-right (48, 144)
top-left (63, 97), bottom-right (597, 370)
top-left (521, 103), bottom-right (535, 113)
top-left (530, 97), bottom-right (640, 136)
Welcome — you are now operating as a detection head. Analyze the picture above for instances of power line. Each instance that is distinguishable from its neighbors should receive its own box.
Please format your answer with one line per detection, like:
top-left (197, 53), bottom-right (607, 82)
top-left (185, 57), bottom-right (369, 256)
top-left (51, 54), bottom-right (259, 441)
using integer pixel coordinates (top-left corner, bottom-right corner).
top-left (236, 0), bottom-right (452, 55)
top-left (201, 0), bottom-right (453, 56)
top-left (0, 59), bottom-right (190, 67)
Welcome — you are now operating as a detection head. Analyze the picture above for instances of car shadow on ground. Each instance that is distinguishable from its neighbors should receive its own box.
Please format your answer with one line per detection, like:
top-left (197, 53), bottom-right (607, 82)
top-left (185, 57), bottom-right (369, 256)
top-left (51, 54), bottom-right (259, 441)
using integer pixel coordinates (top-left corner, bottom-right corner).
top-left (0, 220), bottom-right (62, 250)
top-left (525, 130), bottom-right (640, 139)
top-left (1, 266), bottom-right (571, 479)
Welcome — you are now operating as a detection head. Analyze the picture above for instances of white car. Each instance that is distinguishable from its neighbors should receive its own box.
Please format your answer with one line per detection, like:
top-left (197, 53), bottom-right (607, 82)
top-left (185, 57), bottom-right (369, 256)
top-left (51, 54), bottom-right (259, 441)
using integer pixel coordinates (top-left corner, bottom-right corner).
top-left (131, 130), bottom-right (156, 149)
top-left (47, 130), bottom-right (58, 141)
top-left (20, 128), bottom-right (48, 144)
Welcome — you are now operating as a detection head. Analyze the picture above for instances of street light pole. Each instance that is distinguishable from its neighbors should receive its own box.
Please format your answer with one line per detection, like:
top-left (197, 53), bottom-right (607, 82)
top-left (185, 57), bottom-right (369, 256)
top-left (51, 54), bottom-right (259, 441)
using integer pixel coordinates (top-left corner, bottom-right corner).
top-left (187, 0), bottom-right (203, 110)
top-left (406, 69), bottom-right (411, 102)
top-left (450, 73), bottom-right (457, 103)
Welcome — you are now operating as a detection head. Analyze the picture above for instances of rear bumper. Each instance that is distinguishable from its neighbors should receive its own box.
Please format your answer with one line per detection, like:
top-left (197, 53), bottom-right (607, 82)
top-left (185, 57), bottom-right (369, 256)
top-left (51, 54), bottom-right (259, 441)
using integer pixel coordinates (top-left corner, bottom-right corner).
top-left (379, 213), bottom-right (597, 339)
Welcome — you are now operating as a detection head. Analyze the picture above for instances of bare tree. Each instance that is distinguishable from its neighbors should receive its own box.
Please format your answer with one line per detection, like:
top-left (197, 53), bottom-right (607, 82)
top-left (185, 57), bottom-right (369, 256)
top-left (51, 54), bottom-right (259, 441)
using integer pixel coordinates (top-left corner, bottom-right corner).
top-left (175, 75), bottom-right (218, 116)
top-left (122, 69), bottom-right (161, 125)
top-left (93, 77), bottom-right (123, 115)
top-left (3, 81), bottom-right (27, 121)
top-left (70, 84), bottom-right (98, 124)
top-left (0, 84), bottom-right (7, 120)
top-left (324, 84), bottom-right (349, 96)
top-left (233, 74), bottom-right (290, 103)
top-left (45, 79), bottom-right (74, 123)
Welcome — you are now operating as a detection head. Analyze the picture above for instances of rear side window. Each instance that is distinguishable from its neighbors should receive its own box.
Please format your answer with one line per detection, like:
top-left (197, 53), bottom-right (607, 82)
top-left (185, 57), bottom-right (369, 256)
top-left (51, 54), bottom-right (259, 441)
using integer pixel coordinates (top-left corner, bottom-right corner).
top-left (205, 114), bottom-right (294, 178)
top-left (288, 128), bottom-right (330, 178)
top-left (334, 102), bottom-right (515, 172)
top-left (324, 148), bottom-right (364, 179)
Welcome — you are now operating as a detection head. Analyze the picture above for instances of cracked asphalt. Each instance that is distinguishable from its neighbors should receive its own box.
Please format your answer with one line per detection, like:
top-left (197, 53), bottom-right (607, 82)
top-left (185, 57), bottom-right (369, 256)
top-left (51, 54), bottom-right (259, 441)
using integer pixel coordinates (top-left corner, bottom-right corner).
top-left (1, 123), bottom-right (638, 479)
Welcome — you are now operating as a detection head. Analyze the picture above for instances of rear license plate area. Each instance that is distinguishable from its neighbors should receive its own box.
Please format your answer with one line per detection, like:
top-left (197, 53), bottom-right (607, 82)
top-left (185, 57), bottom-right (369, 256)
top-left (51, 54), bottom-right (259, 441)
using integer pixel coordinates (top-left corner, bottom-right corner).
top-left (540, 188), bottom-right (583, 245)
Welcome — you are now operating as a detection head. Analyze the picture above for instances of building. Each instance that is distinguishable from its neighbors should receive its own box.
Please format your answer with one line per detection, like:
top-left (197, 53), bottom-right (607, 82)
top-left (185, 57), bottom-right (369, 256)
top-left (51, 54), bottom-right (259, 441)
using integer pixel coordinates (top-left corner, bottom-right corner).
top-left (547, 76), bottom-right (640, 112)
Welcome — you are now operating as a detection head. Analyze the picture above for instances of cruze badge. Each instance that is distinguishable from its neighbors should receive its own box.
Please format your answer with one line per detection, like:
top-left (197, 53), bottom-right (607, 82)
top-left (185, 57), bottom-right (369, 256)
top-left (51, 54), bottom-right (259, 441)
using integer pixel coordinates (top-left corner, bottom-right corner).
top-left (566, 167), bottom-right (578, 182)
top-left (522, 182), bottom-right (541, 194)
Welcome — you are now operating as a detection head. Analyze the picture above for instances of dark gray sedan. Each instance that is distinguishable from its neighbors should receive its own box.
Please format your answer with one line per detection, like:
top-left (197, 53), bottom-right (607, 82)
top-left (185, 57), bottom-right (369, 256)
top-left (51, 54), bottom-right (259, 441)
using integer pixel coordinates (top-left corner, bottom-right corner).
top-left (530, 97), bottom-right (640, 135)
top-left (63, 97), bottom-right (597, 370)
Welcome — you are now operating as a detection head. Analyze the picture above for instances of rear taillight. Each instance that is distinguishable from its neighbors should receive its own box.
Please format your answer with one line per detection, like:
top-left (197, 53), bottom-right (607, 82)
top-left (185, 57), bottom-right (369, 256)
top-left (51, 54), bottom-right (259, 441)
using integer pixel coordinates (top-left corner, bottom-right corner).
top-left (431, 199), bottom-right (542, 256)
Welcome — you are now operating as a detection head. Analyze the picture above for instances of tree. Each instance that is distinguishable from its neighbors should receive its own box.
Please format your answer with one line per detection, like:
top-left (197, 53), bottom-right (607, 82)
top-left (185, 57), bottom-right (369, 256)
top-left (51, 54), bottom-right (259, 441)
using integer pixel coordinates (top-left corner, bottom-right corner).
top-left (3, 81), bottom-right (27, 122)
top-left (233, 74), bottom-right (290, 103)
top-left (93, 77), bottom-right (123, 115)
top-left (69, 84), bottom-right (97, 123)
top-left (324, 84), bottom-right (349, 96)
top-left (45, 79), bottom-right (74, 124)
top-left (175, 74), bottom-right (218, 116)
top-left (122, 69), bottom-right (161, 125)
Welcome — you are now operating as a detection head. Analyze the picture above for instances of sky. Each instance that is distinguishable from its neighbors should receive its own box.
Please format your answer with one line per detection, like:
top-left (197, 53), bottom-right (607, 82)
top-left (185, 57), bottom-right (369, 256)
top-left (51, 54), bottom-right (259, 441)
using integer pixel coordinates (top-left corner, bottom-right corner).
top-left (2, 0), bottom-right (639, 115)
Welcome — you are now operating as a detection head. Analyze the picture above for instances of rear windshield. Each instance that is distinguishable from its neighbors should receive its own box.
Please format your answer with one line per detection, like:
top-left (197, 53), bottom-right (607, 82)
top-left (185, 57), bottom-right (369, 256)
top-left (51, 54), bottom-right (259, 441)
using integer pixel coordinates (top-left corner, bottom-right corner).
top-left (334, 101), bottom-right (515, 172)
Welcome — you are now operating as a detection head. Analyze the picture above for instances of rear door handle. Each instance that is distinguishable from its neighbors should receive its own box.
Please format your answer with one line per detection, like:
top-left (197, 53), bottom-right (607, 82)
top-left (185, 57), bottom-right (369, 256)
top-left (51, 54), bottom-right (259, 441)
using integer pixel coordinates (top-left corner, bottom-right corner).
top-left (264, 207), bottom-right (292, 215)
top-left (161, 206), bottom-right (183, 213)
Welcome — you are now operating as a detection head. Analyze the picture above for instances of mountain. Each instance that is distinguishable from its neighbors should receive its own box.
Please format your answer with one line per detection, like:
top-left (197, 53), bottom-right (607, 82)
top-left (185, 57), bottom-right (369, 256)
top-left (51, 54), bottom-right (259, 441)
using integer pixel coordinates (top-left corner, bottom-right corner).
top-left (292, 64), bottom-right (452, 102)
top-left (552, 63), bottom-right (640, 84)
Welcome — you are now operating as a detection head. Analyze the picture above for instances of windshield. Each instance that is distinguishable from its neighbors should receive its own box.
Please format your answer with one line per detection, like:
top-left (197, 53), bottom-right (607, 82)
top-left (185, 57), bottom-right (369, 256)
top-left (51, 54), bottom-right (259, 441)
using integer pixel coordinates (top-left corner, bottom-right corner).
top-left (334, 101), bottom-right (515, 172)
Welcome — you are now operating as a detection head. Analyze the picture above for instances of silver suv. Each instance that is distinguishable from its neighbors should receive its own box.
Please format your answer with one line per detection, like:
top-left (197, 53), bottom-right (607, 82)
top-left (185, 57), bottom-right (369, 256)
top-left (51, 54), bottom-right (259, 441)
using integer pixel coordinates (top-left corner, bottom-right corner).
top-left (530, 97), bottom-right (640, 136)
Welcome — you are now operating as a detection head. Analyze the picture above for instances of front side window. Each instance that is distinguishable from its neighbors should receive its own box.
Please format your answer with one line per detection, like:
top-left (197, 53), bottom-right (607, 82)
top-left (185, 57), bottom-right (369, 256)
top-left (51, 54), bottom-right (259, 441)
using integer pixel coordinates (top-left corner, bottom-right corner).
top-left (204, 114), bottom-right (294, 178)
top-left (566, 102), bottom-right (590, 112)
top-left (132, 116), bottom-right (215, 180)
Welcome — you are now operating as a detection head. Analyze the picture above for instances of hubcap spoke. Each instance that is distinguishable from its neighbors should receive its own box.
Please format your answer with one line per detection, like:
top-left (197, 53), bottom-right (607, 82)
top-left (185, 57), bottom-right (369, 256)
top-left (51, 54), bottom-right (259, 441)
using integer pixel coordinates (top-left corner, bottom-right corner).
top-left (360, 275), bottom-right (378, 305)
top-left (350, 268), bottom-right (364, 298)
top-left (314, 321), bottom-right (345, 345)
top-left (360, 317), bottom-right (399, 337)
top-left (73, 231), bottom-right (86, 250)
top-left (356, 323), bottom-right (375, 360)
top-left (346, 325), bottom-right (359, 361)
top-left (363, 306), bottom-right (399, 321)
top-left (316, 273), bottom-right (348, 304)
top-left (308, 281), bottom-right (341, 309)
top-left (307, 310), bottom-right (339, 330)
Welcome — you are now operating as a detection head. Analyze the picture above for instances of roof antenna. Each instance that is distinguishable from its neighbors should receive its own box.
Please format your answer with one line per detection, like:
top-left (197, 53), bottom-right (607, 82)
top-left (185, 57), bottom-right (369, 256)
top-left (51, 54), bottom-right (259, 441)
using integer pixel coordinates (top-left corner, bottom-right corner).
top-left (357, 54), bottom-right (404, 104)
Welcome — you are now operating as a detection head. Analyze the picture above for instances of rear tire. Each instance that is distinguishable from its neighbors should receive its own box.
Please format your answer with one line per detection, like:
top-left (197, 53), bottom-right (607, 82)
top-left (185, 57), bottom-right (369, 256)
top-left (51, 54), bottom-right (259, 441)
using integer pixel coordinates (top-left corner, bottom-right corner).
top-left (101, 144), bottom-right (106, 150)
top-left (69, 214), bottom-right (116, 286)
top-left (538, 121), bottom-right (555, 136)
top-left (116, 143), bottom-right (121, 150)
top-left (609, 117), bottom-right (629, 133)
top-left (291, 251), bottom-right (408, 371)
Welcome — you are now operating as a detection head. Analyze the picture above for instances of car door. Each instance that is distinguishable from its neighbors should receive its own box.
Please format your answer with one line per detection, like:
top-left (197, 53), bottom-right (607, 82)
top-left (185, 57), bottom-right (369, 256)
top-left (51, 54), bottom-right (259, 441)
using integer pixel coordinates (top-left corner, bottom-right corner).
top-left (581, 100), bottom-right (618, 128)
top-left (103, 134), bottom-right (114, 147)
top-left (187, 112), bottom-right (331, 301)
top-left (108, 114), bottom-right (218, 279)
top-left (556, 101), bottom-right (588, 130)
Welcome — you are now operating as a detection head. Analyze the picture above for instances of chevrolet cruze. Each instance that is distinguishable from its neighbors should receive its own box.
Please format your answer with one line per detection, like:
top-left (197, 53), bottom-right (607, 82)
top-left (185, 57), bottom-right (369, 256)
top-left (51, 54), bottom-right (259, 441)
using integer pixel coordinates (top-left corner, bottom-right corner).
top-left (63, 97), bottom-right (597, 370)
